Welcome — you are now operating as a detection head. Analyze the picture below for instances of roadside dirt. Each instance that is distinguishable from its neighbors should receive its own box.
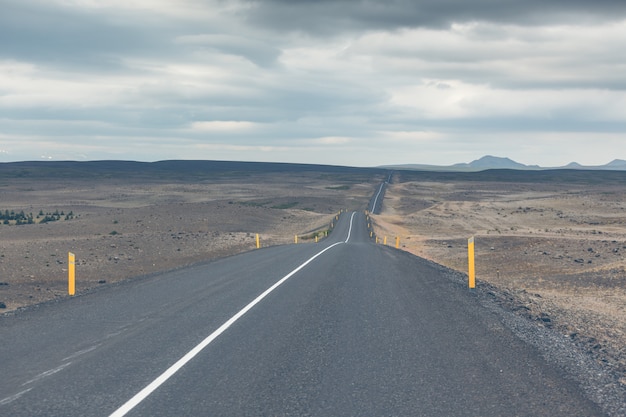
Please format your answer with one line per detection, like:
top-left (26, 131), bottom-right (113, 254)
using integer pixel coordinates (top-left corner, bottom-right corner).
top-left (3, 165), bottom-right (625, 390)
top-left (372, 173), bottom-right (626, 385)
top-left (0, 171), bottom-right (377, 312)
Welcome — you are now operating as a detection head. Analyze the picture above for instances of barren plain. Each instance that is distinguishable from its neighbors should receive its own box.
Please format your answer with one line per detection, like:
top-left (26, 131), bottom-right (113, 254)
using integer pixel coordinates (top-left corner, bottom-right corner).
top-left (2, 162), bottom-right (625, 392)
top-left (0, 162), bottom-right (380, 312)
top-left (371, 169), bottom-right (626, 385)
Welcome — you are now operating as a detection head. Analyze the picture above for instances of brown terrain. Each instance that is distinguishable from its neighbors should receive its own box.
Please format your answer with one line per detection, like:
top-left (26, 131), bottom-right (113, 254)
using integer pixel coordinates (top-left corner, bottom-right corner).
top-left (2, 162), bottom-right (625, 390)
top-left (0, 161), bottom-right (380, 312)
top-left (371, 169), bottom-right (626, 386)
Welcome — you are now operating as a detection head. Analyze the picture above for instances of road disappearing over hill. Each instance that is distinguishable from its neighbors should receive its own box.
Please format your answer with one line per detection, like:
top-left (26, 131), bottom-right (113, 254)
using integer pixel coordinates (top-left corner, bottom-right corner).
top-left (0, 210), bottom-right (608, 416)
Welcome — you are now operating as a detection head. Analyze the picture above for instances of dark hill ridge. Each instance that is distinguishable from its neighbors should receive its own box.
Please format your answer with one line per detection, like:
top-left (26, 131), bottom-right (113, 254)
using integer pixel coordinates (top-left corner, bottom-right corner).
top-left (395, 168), bottom-right (626, 186)
top-left (2, 160), bottom-right (625, 186)
top-left (0, 160), bottom-right (385, 180)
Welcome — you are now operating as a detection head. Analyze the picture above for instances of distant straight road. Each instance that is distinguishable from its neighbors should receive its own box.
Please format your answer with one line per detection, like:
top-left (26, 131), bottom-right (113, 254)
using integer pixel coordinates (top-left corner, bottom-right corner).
top-left (0, 211), bottom-right (604, 416)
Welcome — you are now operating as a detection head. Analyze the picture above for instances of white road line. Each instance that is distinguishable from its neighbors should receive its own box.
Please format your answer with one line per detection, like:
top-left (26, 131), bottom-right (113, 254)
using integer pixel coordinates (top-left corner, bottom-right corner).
top-left (345, 212), bottom-right (356, 243)
top-left (109, 240), bottom-right (346, 417)
top-left (21, 362), bottom-right (72, 386)
top-left (371, 183), bottom-right (384, 213)
top-left (63, 344), bottom-right (100, 362)
top-left (0, 388), bottom-right (33, 406)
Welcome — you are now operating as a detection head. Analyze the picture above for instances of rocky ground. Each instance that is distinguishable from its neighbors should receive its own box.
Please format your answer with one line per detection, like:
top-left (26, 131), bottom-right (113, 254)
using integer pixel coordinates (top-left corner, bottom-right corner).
top-left (2, 164), bottom-right (625, 411)
top-left (0, 169), bottom-right (378, 312)
top-left (371, 171), bottom-right (626, 390)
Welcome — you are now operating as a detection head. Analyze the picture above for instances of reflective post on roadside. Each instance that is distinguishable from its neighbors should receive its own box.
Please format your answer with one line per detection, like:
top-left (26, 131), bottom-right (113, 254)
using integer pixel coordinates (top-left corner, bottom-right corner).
top-left (468, 237), bottom-right (476, 289)
top-left (68, 252), bottom-right (76, 296)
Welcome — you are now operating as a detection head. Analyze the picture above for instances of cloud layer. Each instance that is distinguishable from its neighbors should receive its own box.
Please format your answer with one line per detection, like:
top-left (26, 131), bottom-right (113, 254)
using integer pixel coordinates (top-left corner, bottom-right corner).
top-left (1, 0), bottom-right (625, 166)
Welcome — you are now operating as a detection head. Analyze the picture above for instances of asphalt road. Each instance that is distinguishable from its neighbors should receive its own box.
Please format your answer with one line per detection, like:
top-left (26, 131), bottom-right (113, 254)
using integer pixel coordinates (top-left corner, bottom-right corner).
top-left (368, 172), bottom-right (392, 214)
top-left (0, 211), bottom-right (605, 416)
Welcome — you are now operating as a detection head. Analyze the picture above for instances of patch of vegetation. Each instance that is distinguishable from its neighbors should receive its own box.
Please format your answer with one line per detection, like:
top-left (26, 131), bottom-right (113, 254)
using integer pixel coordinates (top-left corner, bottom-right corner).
top-left (237, 200), bottom-right (302, 210)
top-left (299, 229), bottom-right (331, 241)
top-left (271, 202), bottom-right (299, 210)
top-left (1, 209), bottom-right (75, 226)
top-left (1, 210), bottom-right (34, 225)
top-left (237, 201), bottom-right (268, 208)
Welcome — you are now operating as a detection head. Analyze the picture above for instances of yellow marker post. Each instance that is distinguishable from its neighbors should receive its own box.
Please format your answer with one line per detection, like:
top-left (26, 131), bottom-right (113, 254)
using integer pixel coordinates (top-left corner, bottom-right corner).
top-left (256, 234), bottom-right (260, 249)
top-left (68, 252), bottom-right (76, 296)
top-left (295, 235), bottom-right (298, 244)
top-left (315, 235), bottom-right (318, 243)
top-left (383, 236), bottom-right (387, 245)
top-left (468, 237), bottom-right (476, 289)
top-left (395, 236), bottom-right (400, 249)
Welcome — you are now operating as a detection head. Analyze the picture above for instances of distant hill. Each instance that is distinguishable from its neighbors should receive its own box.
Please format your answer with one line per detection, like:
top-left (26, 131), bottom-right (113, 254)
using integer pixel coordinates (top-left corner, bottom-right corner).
top-left (0, 160), bottom-right (385, 180)
top-left (452, 155), bottom-right (540, 170)
top-left (384, 156), bottom-right (626, 172)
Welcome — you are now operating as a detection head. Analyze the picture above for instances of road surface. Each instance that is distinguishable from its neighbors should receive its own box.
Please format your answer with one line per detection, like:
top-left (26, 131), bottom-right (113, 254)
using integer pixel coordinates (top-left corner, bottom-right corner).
top-left (0, 211), bottom-right (605, 416)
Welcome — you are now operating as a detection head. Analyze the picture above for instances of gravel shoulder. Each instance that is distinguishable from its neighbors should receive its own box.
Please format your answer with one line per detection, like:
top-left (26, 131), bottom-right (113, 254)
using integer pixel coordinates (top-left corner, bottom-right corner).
top-left (371, 171), bottom-right (626, 414)
top-left (2, 164), bottom-right (625, 414)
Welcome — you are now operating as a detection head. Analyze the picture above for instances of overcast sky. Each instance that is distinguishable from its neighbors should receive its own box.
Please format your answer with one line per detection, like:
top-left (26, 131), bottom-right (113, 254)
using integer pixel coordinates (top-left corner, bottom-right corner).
top-left (1, 0), bottom-right (625, 167)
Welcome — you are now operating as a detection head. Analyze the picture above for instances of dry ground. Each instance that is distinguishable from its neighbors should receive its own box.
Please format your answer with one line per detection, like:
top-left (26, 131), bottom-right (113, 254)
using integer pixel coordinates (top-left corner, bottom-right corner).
top-left (0, 170), bottom-right (378, 312)
top-left (3, 164), bottom-right (625, 388)
top-left (372, 171), bottom-right (626, 384)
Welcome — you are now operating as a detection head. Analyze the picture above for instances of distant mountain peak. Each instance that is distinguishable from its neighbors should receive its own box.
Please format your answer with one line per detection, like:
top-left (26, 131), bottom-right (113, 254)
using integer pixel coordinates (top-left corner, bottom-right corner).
top-left (382, 155), bottom-right (626, 172)
top-left (453, 155), bottom-right (529, 170)
top-left (470, 155), bottom-right (524, 168)
top-left (606, 159), bottom-right (626, 167)
top-left (564, 162), bottom-right (583, 168)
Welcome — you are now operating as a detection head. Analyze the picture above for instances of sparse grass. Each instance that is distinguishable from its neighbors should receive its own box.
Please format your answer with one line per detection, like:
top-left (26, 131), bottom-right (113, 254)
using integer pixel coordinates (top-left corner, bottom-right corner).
top-left (298, 229), bottom-right (331, 241)
top-left (271, 202), bottom-right (299, 210)
top-left (237, 201), bottom-right (268, 207)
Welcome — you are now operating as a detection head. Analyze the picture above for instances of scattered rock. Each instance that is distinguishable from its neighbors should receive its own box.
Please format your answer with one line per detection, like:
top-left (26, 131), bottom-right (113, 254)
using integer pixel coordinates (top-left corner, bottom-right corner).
top-left (574, 258), bottom-right (585, 263)
top-left (0, 302), bottom-right (5, 309)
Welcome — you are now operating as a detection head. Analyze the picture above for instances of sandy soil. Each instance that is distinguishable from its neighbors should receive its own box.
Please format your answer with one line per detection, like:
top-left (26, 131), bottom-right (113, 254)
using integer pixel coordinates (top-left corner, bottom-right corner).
top-left (371, 172), bottom-right (626, 384)
top-left (3, 165), bottom-right (625, 388)
top-left (0, 171), bottom-right (378, 312)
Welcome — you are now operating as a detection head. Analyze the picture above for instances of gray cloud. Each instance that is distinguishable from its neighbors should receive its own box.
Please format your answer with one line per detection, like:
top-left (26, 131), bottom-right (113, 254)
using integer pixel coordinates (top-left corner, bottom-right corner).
top-left (0, 2), bottom-right (166, 72)
top-left (240, 0), bottom-right (626, 34)
top-left (1, 0), bottom-right (625, 166)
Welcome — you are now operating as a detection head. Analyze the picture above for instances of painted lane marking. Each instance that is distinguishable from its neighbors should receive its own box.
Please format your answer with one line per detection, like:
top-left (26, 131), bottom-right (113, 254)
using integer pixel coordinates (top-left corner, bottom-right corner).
top-left (345, 211), bottom-right (356, 243)
top-left (371, 183), bottom-right (385, 213)
top-left (109, 240), bottom-right (346, 417)
top-left (0, 388), bottom-right (33, 406)
top-left (62, 344), bottom-right (101, 362)
top-left (21, 362), bottom-right (73, 387)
